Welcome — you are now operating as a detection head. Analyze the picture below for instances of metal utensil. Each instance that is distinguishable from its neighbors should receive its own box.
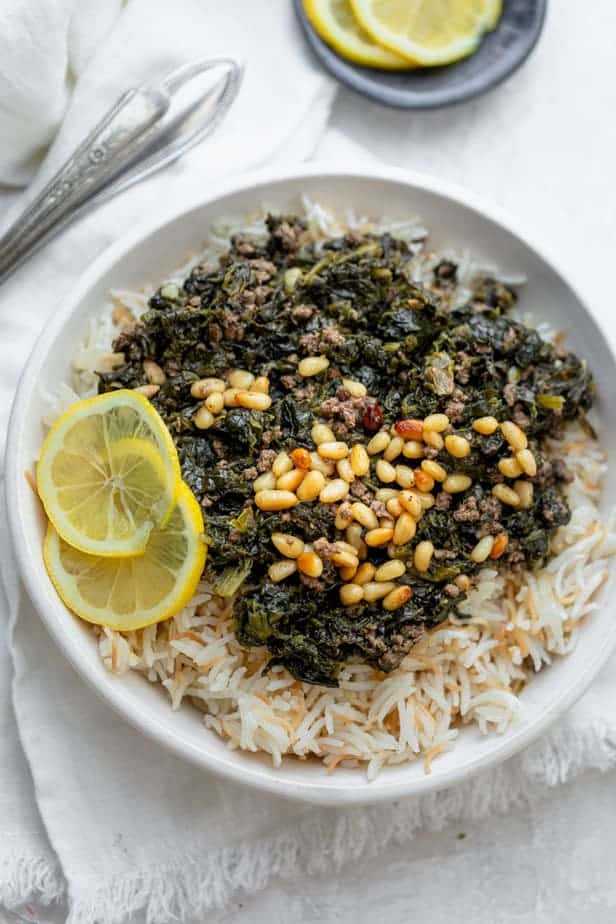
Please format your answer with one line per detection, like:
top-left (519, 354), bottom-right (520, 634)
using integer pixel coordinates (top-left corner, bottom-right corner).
top-left (0, 57), bottom-right (243, 285)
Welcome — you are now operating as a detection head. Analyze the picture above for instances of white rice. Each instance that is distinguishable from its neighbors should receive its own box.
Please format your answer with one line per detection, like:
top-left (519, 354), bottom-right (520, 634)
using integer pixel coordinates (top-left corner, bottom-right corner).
top-left (47, 201), bottom-right (616, 778)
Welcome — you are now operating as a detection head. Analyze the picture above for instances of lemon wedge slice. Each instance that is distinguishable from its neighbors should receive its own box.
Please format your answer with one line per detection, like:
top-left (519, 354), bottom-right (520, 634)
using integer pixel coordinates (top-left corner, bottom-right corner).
top-left (349, 0), bottom-right (496, 66)
top-left (44, 482), bottom-right (207, 631)
top-left (304, 0), bottom-right (413, 69)
top-left (37, 390), bottom-right (181, 558)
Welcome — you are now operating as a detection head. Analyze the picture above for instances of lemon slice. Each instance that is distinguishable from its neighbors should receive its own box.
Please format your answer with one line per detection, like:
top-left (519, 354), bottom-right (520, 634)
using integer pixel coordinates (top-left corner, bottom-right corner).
top-left (484, 0), bottom-right (502, 30)
top-left (44, 482), bottom-right (207, 631)
top-left (304, 0), bottom-right (413, 69)
top-left (37, 390), bottom-right (181, 558)
top-left (349, 0), bottom-right (495, 66)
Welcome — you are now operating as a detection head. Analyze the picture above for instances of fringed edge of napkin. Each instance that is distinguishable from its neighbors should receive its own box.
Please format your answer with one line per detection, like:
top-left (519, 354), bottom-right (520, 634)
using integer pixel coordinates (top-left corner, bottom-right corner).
top-left (0, 852), bottom-right (64, 915)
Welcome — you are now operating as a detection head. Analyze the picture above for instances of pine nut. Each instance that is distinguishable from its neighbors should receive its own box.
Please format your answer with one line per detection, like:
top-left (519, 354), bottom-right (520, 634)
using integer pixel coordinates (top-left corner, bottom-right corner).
top-left (393, 512), bottom-right (416, 545)
top-left (516, 448), bottom-right (537, 477)
top-left (290, 447), bottom-right (311, 470)
top-left (339, 565), bottom-right (358, 581)
top-left (442, 474), bottom-right (472, 494)
top-left (500, 420), bottom-right (528, 451)
top-left (312, 423), bottom-right (335, 445)
top-left (416, 490), bottom-right (435, 509)
top-left (134, 384), bottom-right (159, 398)
top-left (386, 497), bottom-right (403, 517)
top-left (358, 541), bottom-right (370, 562)
top-left (334, 540), bottom-right (361, 556)
top-left (342, 378), bottom-right (367, 398)
top-left (340, 583), bottom-right (364, 606)
top-left (336, 458), bottom-right (355, 483)
top-left (194, 406), bottom-right (214, 429)
top-left (379, 515), bottom-right (395, 530)
top-left (375, 488), bottom-right (398, 502)
top-left (351, 502), bottom-right (379, 530)
top-left (335, 503), bottom-right (354, 530)
top-left (376, 459), bottom-right (396, 483)
top-left (470, 535), bottom-right (495, 563)
top-left (445, 434), bottom-right (470, 458)
top-left (384, 436), bottom-right (404, 461)
top-left (492, 484), bottom-right (521, 507)
top-left (395, 465), bottom-right (415, 489)
top-left (143, 360), bottom-right (166, 385)
top-left (297, 470), bottom-right (325, 501)
top-left (268, 560), bottom-right (297, 582)
top-left (382, 585), bottom-right (413, 611)
top-left (277, 468), bottom-right (306, 492)
top-left (367, 430), bottom-right (391, 455)
top-left (423, 430), bottom-right (444, 451)
top-left (414, 541), bottom-right (434, 573)
top-left (345, 524), bottom-right (364, 550)
top-left (514, 480), bottom-right (534, 509)
top-left (331, 549), bottom-right (360, 569)
top-left (394, 419), bottom-right (424, 440)
top-left (350, 444), bottom-right (370, 476)
top-left (421, 459), bottom-right (447, 482)
top-left (354, 563), bottom-right (376, 585)
top-left (455, 574), bottom-right (471, 592)
top-left (374, 560), bottom-right (406, 582)
top-left (498, 457), bottom-right (522, 478)
top-left (272, 452), bottom-right (293, 478)
top-left (310, 452), bottom-right (334, 476)
top-left (255, 490), bottom-right (298, 511)
top-left (363, 581), bottom-right (396, 602)
top-left (251, 376), bottom-right (270, 394)
top-left (489, 533), bottom-right (509, 559)
top-left (228, 369), bottom-right (254, 389)
top-left (318, 441), bottom-right (349, 461)
top-left (423, 413), bottom-right (449, 432)
top-left (190, 377), bottom-right (225, 399)
top-left (399, 491), bottom-right (422, 519)
top-left (271, 533), bottom-right (304, 559)
top-left (402, 440), bottom-right (424, 459)
top-left (319, 479), bottom-right (349, 504)
top-left (223, 388), bottom-right (240, 407)
top-left (235, 390), bottom-right (272, 411)
top-left (365, 527), bottom-right (394, 547)
top-left (297, 551), bottom-right (323, 578)
top-left (414, 470), bottom-right (435, 493)
top-left (205, 392), bottom-right (224, 414)
top-left (253, 471), bottom-right (276, 492)
top-left (298, 355), bottom-right (329, 377)
top-left (473, 416), bottom-right (499, 435)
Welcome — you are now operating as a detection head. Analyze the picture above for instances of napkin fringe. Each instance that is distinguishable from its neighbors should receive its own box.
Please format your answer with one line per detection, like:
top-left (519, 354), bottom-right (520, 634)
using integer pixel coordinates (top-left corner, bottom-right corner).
top-left (63, 716), bottom-right (616, 924)
top-left (0, 853), bottom-right (64, 912)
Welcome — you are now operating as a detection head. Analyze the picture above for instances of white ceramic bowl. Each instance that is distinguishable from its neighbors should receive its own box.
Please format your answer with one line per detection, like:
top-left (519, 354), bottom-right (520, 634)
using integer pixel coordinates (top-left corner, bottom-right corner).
top-left (7, 165), bottom-right (616, 805)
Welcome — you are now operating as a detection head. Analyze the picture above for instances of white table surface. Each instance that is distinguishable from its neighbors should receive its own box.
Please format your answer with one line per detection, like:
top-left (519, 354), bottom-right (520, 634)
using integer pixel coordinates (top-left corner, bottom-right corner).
top-left (7, 2), bottom-right (616, 921)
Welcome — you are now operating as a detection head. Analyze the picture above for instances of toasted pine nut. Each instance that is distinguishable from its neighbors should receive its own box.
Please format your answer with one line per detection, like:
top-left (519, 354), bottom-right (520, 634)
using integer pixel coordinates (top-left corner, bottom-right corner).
top-left (223, 388), bottom-right (240, 407)
top-left (335, 502), bottom-right (354, 530)
top-left (235, 390), bottom-right (272, 411)
top-left (331, 549), bottom-right (359, 569)
top-left (354, 563), bottom-right (376, 585)
top-left (443, 474), bottom-right (472, 494)
top-left (134, 384), bottom-right (159, 398)
top-left (309, 452), bottom-right (334, 476)
top-left (376, 459), bottom-right (396, 483)
top-left (394, 419), bottom-right (424, 440)
top-left (365, 527), bottom-right (394, 547)
top-left (514, 480), bottom-right (534, 509)
top-left (399, 491), bottom-right (422, 519)
top-left (489, 533), bottom-right (509, 559)
top-left (311, 423), bottom-right (335, 445)
top-left (516, 448), bottom-right (537, 477)
top-left (414, 540), bottom-right (434, 573)
top-left (375, 488), bottom-right (398, 502)
top-left (382, 585), bottom-right (413, 611)
top-left (318, 441), bottom-right (349, 461)
top-left (268, 560), bottom-right (297, 582)
top-left (277, 468), bottom-right (306, 492)
top-left (423, 413), bottom-right (449, 432)
top-left (143, 360), bottom-right (166, 385)
top-left (363, 581), bottom-right (396, 602)
top-left (402, 440), bottom-right (424, 460)
top-left (253, 471), bottom-right (276, 492)
top-left (445, 434), bottom-right (470, 458)
top-left (339, 564), bottom-right (358, 581)
top-left (470, 535), bottom-right (494, 563)
top-left (205, 391), bottom-right (224, 414)
top-left (386, 497), bottom-right (403, 517)
top-left (272, 452), bottom-right (293, 478)
top-left (367, 430), bottom-right (391, 455)
top-left (424, 430), bottom-right (444, 451)
top-left (334, 539), bottom-right (361, 556)
top-left (416, 490), bottom-right (435, 509)
top-left (348, 444), bottom-right (369, 476)
top-left (492, 483), bottom-right (521, 507)
top-left (297, 551), bottom-right (323, 578)
top-left (336, 458), bottom-right (355, 483)
top-left (255, 490), bottom-right (298, 511)
top-left (289, 447), bottom-right (310, 470)
top-left (297, 470), bottom-right (325, 501)
top-left (393, 512), bottom-right (416, 545)
top-left (251, 376), bottom-right (270, 394)
top-left (500, 420), bottom-right (528, 451)
top-left (374, 560), bottom-right (406, 582)
top-left (319, 479), bottom-right (349, 504)
top-left (421, 459), bottom-right (447, 482)
top-left (351, 502), bottom-right (379, 530)
top-left (272, 533), bottom-right (304, 559)
top-left (498, 457), bottom-right (523, 478)
top-left (194, 406), bottom-right (214, 429)
top-left (384, 436), bottom-right (404, 462)
top-left (228, 369), bottom-right (254, 389)
top-left (473, 416), bottom-right (499, 435)
top-left (298, 355), bottom-right (329, 377)
top-left (395, 465), bottom-right (415, 489)
top-left (414, 470), bottom-right (435, 493)
top-left (455, 574), bottom-right (471, 592)
top-left (342, 378), bottom-right (367, 398)
top-left (190, 377), bottom-right (225, 399)
top-left (340, 583), bottom-right (364, 606)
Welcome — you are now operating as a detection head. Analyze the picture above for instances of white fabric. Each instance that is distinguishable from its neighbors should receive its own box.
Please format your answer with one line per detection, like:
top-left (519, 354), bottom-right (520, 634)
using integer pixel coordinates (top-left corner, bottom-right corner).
top-left (1, 1), bottom-right (616, 922)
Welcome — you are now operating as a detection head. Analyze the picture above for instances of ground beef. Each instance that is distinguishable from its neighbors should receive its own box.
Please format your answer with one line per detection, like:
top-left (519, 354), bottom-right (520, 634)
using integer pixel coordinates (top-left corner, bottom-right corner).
top-left (503, 383), bottom-right (517, 406)
top-left (319, 396), bottom-right (359, 430)
top-left (250, 258), bottom-right (276, 282)
top-left (503, 326), bottom-right (519, 351)
top-left (298, 332), bottom-right (320, 354)
top-left (261, 427), bottom-right (282, 448)
top-left (273, 220), bottom-right (304, 253)
top-left (512, 404), bottom-right (531, 430)
top-left (435, 491), bottom-right (452, 510)
top-left (444, 387), bottom-right (467, 423)
top-left (453, 496), bottom-right (480, 522)
top-left (243, 466), bottom-right (258, 481)
top-left (234, 237), bottom-right (256, 257)
top-left (444, 583), bottom-right (460, 597)
top-left (280, 374), bottom-right (298, 390)
top-left (553, 458), bottom-right (574, 483)
top-left (211, 439), bottom-right (225, 459)
top-left (350, 480), bottom-right (373, 501)
top-left (222, 313), bottom-right (244, 340)
top-left (478, 494), bottom-right (503, 536)
top-left (454, 351), bottom-right (472, 385)
top-left (293, 304), bottom-right (314, 321)
top-left (433, 548), bottom-right (456, 560)
top-left (256, 448), bottom-right (276, 472)
top-left (321, 326), bottom-right (345, 347)
top-left (208, 322), bottom-right (223, 343)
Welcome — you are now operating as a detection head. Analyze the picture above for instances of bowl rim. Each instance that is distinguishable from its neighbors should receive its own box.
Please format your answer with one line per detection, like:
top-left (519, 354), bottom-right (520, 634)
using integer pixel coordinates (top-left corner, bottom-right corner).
top-left (7, 161), bottom-right (616, 805)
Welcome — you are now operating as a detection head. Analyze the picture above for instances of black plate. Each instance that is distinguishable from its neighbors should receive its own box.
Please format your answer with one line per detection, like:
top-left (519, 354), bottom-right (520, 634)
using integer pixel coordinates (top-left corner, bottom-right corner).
top-left (294, 0), bottom-right (547, 109)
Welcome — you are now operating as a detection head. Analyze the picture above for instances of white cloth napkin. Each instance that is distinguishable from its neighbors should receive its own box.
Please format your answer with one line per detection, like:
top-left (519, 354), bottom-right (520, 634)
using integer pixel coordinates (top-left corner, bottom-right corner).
top-left (2, 2), bottom-right (616, 922)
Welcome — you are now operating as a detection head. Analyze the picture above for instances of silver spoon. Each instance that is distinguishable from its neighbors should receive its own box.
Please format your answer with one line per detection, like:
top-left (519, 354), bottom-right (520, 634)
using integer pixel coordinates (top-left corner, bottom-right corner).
top-left (0, 57), bottom-right (243, 285)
